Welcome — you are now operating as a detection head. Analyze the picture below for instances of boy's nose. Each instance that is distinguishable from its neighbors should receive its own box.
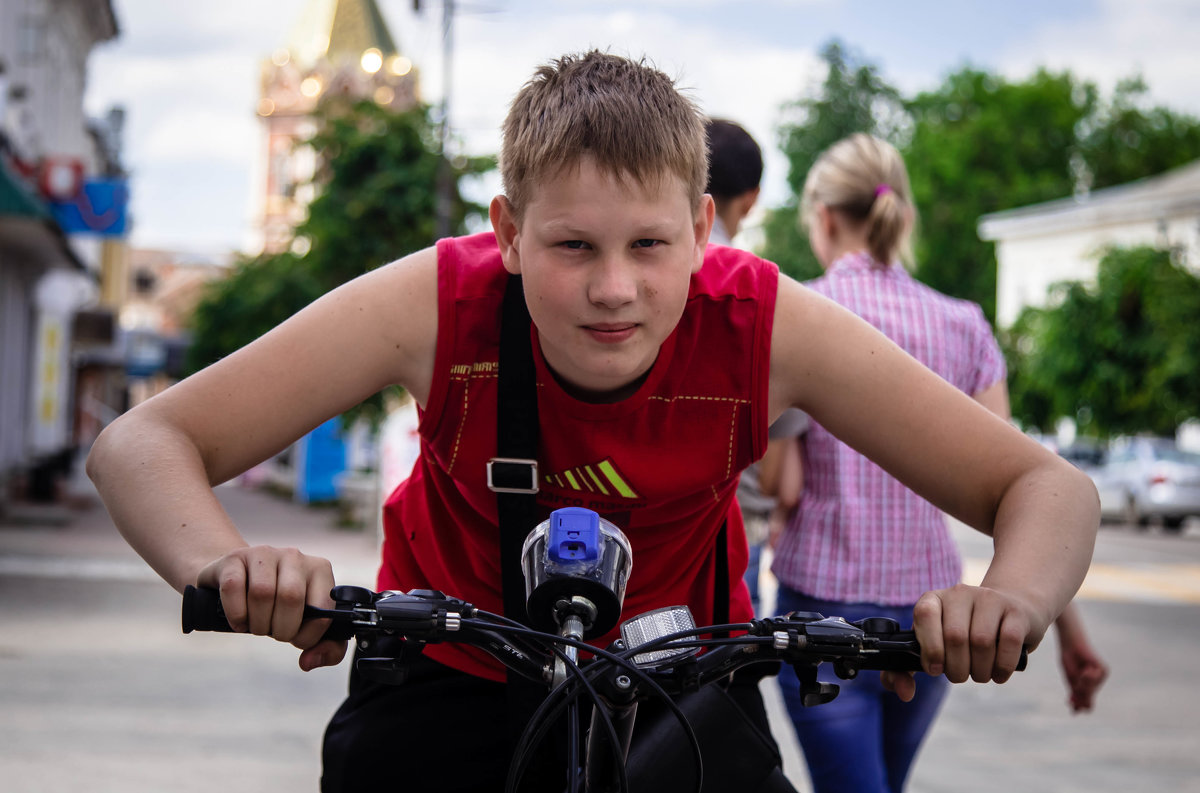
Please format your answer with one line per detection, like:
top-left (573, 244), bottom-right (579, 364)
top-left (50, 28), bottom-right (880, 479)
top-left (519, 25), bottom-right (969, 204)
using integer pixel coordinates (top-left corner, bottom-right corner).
top-left (588, 255), bottom-right (638, 308)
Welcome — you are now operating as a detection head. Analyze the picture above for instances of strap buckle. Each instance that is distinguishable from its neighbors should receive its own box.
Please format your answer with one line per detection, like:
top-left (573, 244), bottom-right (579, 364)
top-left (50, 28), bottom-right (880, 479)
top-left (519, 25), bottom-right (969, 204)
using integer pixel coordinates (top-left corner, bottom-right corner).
top-left (487, 457), bottom-right (540, 494)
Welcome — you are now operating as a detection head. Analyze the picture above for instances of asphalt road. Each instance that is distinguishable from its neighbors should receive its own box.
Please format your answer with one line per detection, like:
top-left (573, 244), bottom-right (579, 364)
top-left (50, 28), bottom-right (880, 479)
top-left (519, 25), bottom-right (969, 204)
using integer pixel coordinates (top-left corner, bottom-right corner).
top-left (2, 484), bottom-right (1198, 792)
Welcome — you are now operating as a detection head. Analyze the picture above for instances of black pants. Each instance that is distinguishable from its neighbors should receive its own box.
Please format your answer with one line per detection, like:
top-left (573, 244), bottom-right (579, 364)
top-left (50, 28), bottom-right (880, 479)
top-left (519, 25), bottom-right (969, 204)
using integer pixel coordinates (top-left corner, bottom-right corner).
top-left (321, 650), bottom-right (788, 793)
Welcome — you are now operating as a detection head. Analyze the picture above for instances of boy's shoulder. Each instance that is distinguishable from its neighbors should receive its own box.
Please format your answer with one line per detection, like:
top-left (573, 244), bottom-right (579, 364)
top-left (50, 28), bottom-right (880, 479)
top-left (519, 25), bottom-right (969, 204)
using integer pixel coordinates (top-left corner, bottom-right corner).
top-left (436, 232), bottom-right (508, 300)
top-left (695, 244), bottom-right (778, 302)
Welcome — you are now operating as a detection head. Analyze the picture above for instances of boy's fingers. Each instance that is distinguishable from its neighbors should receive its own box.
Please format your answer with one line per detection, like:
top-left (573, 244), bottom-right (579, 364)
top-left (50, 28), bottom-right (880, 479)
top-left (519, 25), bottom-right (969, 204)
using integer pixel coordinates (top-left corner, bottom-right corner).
top-left (912, 591), bottom-right (945, 678)
top-left (299, 638), bottom-right (348, 672)
top-left (936, 587), bottom-right (976, 683)
top-left (991, 608), bottom-right (1028, 684)
top-left (244, 550), bottom-right (279, 636)
top-left (272, 557), bottom-right (308, 642)
top-left (881, 670), bottom-right (916, 702)
top-left (209, 559), bottom-right (249, 633)
top-left (292, 558), bottom-right (337, 651)
top-left (967, 594), bottom-right (1005, 683)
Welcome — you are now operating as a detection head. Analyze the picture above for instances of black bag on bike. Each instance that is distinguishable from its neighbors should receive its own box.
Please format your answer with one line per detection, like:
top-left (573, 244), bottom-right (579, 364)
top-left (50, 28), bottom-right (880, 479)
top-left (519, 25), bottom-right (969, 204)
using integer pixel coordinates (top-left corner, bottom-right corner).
top-left (626, 677), bottom-right (794, 793)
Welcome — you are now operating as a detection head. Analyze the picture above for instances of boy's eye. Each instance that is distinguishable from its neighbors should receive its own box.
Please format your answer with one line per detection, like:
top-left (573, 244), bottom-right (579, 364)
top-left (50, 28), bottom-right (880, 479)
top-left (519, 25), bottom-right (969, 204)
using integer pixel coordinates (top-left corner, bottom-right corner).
top-left (632, 239), bottom-right (661, 249)
top-left (562, 240), bottom-right (589, 250)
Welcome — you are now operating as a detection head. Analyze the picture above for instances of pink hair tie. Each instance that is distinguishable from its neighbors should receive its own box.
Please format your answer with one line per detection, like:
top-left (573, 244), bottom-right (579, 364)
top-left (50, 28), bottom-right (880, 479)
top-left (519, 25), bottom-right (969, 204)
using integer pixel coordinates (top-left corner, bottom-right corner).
top-left (874, 183), bottom-right (893, 197)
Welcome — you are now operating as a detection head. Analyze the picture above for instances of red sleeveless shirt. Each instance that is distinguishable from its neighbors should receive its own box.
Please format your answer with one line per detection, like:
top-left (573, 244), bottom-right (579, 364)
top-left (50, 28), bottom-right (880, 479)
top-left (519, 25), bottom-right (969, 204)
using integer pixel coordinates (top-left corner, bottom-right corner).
top-left (379, 233), bottom-right (779, 680)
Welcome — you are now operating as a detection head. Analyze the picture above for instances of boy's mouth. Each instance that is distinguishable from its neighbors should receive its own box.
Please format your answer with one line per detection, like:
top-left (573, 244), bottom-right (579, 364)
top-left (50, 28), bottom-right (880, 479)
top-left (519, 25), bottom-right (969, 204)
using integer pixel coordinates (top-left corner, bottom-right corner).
top-left (583, 322), bottom-right (638, 344)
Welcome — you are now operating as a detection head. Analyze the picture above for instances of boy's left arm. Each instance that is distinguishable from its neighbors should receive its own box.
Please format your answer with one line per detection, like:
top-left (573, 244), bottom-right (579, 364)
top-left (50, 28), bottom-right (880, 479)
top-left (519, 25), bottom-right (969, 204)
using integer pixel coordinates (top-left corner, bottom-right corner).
top-left (767, 276), bottom-right (1100, 691)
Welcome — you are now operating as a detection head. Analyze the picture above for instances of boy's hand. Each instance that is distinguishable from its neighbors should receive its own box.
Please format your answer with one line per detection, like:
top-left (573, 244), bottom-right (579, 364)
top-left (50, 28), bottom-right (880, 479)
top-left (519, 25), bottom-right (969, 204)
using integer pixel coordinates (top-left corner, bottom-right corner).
top-left (196, 545), bottom-right (348, 671)
top-left (910, 582), bottom-right (1042, 687)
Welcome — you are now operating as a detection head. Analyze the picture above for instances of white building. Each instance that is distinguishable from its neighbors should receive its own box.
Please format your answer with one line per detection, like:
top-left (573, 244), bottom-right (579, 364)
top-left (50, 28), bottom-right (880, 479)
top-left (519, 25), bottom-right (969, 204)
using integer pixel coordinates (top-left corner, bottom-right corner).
top-left (979, 160), bottom-right (1200, 328)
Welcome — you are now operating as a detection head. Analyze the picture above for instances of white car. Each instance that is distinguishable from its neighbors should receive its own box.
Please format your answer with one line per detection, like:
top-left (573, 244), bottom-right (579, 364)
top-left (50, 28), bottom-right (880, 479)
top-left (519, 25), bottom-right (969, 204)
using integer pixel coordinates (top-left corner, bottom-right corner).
top-left (1091, 437), bottom-right (1200, 532)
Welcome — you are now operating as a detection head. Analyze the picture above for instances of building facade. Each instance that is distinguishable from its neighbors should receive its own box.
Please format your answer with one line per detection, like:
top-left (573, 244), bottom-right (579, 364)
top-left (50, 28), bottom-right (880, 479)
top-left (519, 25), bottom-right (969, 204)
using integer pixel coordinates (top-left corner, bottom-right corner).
top-left (979, 161), bottom-right (1200, 328)
top-left (0, 0), bottom-right (121, 505)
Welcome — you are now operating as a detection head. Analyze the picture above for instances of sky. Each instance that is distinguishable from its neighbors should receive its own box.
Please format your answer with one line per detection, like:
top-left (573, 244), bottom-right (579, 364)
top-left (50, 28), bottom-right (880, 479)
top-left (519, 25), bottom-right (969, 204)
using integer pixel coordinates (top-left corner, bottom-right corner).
top-left (83, 0), bottom-right (1200, 256)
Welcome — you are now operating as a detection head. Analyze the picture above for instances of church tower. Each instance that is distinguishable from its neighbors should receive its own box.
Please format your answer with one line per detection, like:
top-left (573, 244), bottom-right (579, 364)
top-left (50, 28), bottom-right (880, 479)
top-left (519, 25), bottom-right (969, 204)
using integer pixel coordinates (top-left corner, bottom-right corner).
top-left (253, 0), bottom-right (420, 254)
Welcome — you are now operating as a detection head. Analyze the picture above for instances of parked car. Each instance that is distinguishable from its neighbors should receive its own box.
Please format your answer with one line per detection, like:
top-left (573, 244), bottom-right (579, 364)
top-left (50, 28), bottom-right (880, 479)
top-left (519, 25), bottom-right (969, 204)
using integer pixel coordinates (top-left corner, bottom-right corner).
top-left (1091, 436), bottom-right (1200, 531)
top-left (1025, 433), bottom-right (1107, 473)
top-left (1055, 439), bottom-right (1107, 472)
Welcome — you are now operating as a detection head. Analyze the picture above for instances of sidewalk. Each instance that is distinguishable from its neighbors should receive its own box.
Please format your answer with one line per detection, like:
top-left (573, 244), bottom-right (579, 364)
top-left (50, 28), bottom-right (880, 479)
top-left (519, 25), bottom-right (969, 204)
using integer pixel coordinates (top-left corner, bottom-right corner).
top-left (0, 479), bottom-right (382, 587)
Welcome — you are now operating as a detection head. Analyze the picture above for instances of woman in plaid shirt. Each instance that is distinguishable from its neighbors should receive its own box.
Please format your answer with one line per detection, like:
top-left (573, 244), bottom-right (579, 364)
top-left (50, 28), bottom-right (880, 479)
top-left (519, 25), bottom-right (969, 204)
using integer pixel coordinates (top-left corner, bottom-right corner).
top-left (768, 134), bottom-right (1108, 793)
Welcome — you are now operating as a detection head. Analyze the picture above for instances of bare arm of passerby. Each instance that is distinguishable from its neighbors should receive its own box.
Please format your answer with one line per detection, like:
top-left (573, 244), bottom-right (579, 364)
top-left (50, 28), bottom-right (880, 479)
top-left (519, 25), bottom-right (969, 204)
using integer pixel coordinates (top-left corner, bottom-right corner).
top-left (774, 436), bottom-right (803, 512)
top-left (757, 437), bottom-right (796, 501)
top-left (1053, 603), bottom-right (1109, 711)
top-left (87, 248), bottom-right (439, 670)
top-left (759, 435), bottom-right (802, 549)
top-left (769, 276), bottom-right (1099, 700)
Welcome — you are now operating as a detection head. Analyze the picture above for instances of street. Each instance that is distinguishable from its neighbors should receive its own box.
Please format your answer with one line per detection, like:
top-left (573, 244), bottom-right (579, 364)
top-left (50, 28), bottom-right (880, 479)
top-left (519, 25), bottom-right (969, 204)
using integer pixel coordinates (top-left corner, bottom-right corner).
top-left (2, 483), bottom-right (1199, 792)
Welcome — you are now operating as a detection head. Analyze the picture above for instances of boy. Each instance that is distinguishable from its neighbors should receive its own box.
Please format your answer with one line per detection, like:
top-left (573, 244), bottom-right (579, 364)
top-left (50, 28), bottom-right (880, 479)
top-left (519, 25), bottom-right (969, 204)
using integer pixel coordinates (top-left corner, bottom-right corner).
top-left (88, 52), bottom-right (1098, 791)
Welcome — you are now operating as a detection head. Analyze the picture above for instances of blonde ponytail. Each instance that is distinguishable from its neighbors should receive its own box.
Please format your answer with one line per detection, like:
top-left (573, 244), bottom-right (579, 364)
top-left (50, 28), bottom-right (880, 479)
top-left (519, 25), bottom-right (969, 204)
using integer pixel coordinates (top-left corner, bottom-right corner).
top-left (801, 133), bottom-right (916, 268)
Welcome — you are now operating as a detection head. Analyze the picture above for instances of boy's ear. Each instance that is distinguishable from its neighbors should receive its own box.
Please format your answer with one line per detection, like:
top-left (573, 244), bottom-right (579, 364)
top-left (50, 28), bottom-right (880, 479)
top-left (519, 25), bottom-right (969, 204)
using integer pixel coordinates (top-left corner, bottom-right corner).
top-left (490, 195), bottom-right (522, 274)
top-left (692, 194), bottom-right (715, 273)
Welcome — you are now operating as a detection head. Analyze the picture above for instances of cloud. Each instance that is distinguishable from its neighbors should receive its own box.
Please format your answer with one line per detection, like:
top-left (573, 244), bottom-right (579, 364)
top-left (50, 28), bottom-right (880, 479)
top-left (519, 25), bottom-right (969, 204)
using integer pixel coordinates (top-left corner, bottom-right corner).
top-left (997, 0), bottom-right (1200, 113)
top-left (442, 8), bottom-right (822, 208)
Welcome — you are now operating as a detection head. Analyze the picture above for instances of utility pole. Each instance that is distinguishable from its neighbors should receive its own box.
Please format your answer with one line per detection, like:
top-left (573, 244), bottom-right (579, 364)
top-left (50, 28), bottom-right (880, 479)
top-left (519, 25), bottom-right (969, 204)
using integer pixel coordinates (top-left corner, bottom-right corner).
top-left (415, 0), bottom-right (455, 241)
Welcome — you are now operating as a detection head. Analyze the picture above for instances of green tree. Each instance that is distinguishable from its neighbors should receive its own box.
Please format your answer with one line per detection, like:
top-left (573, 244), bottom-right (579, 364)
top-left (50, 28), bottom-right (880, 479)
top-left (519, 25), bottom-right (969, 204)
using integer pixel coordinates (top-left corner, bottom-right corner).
top-left (760, 40), bottom-right (906, 281)
top-left (904, 68), bottom-right (1095, 319)
top-left (1004, 246), bottom-right (1200, 437)
top-left (1077, 75), bottom-right (1200, 191)
top-left (187, 100), bottom-right (491, 421)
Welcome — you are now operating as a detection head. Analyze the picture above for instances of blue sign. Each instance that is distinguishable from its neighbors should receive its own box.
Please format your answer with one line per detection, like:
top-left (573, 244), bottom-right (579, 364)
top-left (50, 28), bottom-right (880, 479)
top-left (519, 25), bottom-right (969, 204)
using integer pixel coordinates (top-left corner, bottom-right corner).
top-left (49, 178), bottom-right (129, 236)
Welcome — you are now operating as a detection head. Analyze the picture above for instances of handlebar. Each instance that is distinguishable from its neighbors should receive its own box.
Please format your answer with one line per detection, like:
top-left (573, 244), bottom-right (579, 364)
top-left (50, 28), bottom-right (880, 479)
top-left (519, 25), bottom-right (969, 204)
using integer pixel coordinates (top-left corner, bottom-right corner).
top-left (183, 583), bottom-right (1026, 793)
top-left (182, 583), bottom-right (1026, 687)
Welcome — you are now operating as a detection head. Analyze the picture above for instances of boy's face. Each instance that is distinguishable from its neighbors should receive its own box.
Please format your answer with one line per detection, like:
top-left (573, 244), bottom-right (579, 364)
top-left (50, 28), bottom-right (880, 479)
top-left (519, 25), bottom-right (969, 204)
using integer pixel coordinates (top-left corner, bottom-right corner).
top-left (491, 156), bottom-right (713, 400)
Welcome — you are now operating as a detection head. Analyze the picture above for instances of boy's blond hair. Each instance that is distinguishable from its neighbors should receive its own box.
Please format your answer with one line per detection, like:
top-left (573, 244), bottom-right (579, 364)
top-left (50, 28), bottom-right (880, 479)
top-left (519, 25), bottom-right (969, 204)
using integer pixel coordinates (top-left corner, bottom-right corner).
top-left (500, 51), bottom-right (708, 220)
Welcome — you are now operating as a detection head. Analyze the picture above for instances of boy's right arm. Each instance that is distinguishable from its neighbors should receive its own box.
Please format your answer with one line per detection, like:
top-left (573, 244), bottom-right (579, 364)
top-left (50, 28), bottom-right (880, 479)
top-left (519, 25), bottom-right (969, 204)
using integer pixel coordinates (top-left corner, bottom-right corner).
top-left (87, 247), bottom-right (440, 667)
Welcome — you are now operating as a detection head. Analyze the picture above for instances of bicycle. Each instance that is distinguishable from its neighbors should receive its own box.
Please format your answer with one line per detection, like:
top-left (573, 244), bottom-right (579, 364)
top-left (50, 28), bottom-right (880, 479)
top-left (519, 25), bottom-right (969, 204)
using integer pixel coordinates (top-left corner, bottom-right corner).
top-left (181, 507), bottom-right (1026, 793)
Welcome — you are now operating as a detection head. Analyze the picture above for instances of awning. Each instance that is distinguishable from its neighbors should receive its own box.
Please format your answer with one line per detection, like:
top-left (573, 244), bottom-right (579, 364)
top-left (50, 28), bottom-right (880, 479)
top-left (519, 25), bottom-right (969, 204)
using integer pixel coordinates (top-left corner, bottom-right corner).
top-left (0, 156), bottom-right (51, 220)
top-left (0, 156), bottom-right (88, 271)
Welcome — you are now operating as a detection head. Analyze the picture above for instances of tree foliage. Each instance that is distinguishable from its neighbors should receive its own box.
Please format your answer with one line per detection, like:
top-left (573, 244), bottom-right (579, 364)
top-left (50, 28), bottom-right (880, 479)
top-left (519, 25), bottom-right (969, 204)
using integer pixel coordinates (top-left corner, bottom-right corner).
top-left (1004, 246), bottom-right (1200, 437)
top-left (760, 41), bottom-right (906, 281)
top-left (765, 49), bottom-right (1200, 328)
top-left (186, 100), bottom-right (492, 422)
top-left (904, 69), bottom-right (1094, 320)
top-left (1077, 76), bottom-right (1200, 191)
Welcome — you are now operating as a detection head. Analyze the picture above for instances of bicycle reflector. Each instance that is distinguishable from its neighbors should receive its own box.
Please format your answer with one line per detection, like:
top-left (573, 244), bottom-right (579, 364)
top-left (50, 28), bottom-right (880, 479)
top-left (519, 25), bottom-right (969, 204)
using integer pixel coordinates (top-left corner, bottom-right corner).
top-left (521, 507), bottom-right (632, 639)
top-left (620, 605), bottom-right (702, 668)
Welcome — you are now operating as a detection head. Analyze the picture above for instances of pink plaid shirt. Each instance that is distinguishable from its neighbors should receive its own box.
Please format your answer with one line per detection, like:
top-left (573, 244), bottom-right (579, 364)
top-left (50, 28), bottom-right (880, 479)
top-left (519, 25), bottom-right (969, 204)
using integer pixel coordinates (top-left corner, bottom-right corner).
top-left (771, 251), bottom-right (1006, 605)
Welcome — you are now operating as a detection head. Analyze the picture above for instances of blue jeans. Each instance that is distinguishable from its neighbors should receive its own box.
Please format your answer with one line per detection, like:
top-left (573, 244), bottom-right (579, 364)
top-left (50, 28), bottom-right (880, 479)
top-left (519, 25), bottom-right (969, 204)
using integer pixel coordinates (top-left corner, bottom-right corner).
top-left (745, 540), bottom-right (763, 612)
top-left (773, 587), bottom-right (949, 793)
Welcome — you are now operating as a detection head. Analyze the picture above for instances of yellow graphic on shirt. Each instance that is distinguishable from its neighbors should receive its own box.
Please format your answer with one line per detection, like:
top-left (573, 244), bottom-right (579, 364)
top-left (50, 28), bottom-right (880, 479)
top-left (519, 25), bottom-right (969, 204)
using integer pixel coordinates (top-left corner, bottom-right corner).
top-left (544, 458), bottom-right (640, 499)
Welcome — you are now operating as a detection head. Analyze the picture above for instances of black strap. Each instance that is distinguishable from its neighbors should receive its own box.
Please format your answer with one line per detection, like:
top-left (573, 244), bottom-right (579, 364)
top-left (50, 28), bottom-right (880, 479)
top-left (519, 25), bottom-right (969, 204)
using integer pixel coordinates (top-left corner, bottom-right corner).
top-left (713, 521), bottom-right (729, 637)
top-left (496, 275), bottom-right (564, 791)
top-left (496, 274), bottom-right (539, 627)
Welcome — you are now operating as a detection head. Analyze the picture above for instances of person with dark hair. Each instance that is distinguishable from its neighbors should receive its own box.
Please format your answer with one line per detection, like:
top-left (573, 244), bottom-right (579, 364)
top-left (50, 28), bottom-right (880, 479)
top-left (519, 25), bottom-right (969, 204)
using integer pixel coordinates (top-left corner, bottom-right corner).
top-left (706, 118), bottom-right (804, 612)
top-left (705, 118), bottom-right (763, 246)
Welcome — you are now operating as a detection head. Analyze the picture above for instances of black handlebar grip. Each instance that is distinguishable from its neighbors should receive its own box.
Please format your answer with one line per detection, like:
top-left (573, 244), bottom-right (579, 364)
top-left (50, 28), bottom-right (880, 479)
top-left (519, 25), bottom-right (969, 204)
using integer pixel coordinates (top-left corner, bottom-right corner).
top-left (182, 585), bottom-right (234, 633)
top-left (860, 630), bottom-right (1030, 674)
top-left (181, 584), bottom-right (357, 641)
